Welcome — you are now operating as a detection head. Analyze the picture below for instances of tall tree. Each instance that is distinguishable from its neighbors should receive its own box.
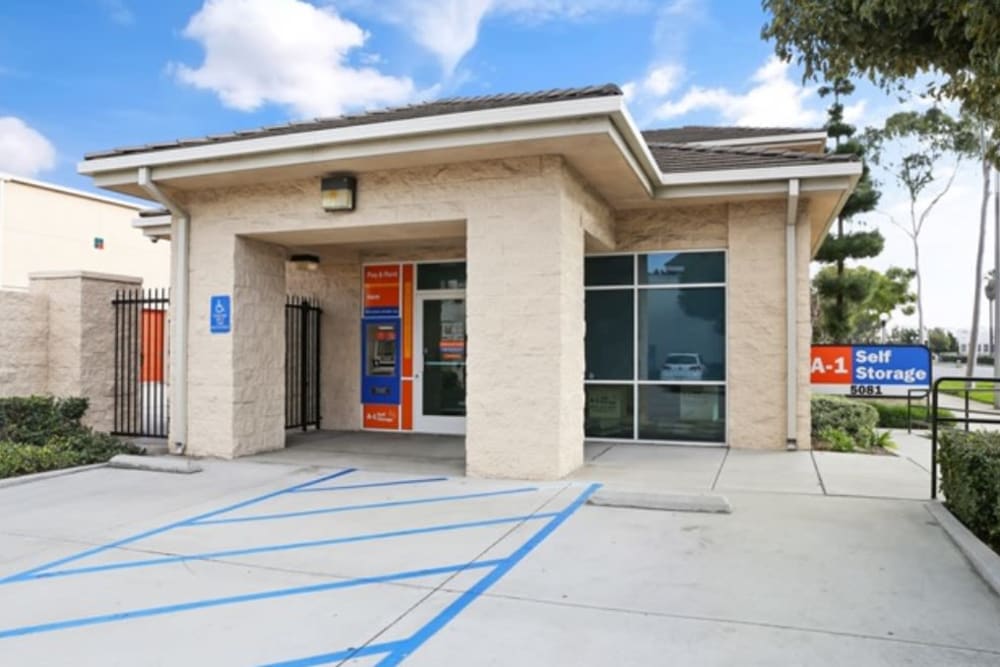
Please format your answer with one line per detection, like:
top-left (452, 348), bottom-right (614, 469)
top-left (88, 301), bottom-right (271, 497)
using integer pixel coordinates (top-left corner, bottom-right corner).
top-left (865, 109), bottom-right (973, 344)
top-left (986, 269), bottom-right (996, 352)
top-left (813, 265), bottom-right (916, 343)
top-left (762, 1), bottom-right (1000, 155)
top-left (964, 121), bottom-right (996, 377)
top-left (811, 78), bottom-right (883, 341)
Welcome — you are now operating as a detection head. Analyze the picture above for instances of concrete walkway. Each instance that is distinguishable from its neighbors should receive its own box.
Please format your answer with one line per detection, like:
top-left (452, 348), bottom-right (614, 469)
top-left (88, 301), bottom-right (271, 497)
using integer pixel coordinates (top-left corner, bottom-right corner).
top-left (272, 430), bottom-right (935, 501)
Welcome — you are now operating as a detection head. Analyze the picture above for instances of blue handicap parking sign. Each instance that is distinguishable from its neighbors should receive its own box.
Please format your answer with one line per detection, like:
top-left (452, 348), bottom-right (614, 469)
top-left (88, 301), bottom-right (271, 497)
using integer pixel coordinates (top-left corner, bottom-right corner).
top-left (210, 295), bottom-right (231, 334)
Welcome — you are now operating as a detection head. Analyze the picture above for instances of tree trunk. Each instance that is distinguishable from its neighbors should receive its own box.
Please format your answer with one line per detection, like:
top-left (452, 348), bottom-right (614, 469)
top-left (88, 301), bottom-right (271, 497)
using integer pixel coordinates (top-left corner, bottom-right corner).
top-left (966, 151), bottom-right (991, 378)
top-left (913, 234), bottom-right (924, 346)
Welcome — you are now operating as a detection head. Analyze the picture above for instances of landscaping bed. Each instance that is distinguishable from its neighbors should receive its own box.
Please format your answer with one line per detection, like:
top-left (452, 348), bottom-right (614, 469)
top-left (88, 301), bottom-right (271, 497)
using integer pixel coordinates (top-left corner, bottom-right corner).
top-left (811, 395), bottom-right (894, 453)
top-left (938, 429), bottom-right (1000, 556)
top-left (0, 397), bottom-right (141, 479)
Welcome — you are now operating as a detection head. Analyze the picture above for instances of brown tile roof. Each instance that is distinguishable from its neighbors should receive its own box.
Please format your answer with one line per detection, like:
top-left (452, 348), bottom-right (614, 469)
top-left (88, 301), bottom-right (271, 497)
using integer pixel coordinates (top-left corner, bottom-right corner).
top-left (84, 84), bottom-right (624, 160)
top-left (649, 142), bottom-right (856, 174)
top-left (83, 84), bottom-right (851, 176)
top-left (642, 126), bottom-right (824, 144)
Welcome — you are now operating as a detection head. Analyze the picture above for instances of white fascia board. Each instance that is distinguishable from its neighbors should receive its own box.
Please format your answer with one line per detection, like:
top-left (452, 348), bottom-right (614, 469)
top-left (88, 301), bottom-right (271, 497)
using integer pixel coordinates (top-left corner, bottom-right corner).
top-left (657, 176), bottom-right (856, 201)
top-left (78, 96), bottom-right (624, 176)
top-left (90, 117), bottom-right (615, 186)
top-left (658, 160), bottom-right (862, 187)
top-left (0, 171), bottom-right (147, 210)
top-left (132, 215), bottom-right (171, 241)
top-left (608, 104), bottom-right (664, 191)
top-left (686, 132), bottom-right (827, 147)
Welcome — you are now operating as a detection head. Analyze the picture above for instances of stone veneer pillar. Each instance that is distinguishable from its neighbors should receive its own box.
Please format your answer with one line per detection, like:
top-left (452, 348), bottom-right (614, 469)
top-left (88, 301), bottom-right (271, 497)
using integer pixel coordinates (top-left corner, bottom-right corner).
top-left (185, 234), bottom-right (286, 457)
top-left (465, 191), bottom-right (586, 479)
top-left (28, 271), bottom-right (142, 432)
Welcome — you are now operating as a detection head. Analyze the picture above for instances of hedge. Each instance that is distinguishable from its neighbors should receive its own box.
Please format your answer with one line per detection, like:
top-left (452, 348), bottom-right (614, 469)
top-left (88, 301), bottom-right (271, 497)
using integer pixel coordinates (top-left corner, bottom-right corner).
top-left (0, 396), bottom-right (141, 478)
top-left (811, 395), bottom-right (880, 452)
top-left (938, 430), bottom-right (1000, 553)
top-left (870, 402), bottom-right (955, 430)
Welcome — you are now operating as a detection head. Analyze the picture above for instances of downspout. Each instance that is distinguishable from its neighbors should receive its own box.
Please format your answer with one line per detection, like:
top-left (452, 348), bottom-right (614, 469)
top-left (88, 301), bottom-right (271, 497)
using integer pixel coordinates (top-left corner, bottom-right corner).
top-left (786, 179), bottom-right (801, 450)
top-left (137, 166), bottom-right (189, 455)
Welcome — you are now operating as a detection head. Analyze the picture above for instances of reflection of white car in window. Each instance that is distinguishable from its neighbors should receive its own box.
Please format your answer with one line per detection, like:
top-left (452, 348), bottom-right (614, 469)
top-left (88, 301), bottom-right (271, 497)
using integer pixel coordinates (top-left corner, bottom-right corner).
top-left (660, 353), bottom-right (704, 381)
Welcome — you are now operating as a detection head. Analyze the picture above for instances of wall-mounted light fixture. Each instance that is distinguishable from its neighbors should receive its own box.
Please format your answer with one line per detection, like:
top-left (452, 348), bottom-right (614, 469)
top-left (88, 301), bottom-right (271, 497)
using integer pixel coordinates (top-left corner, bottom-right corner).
top-left (289, 253), bottom-right (320, 271)
top-left (321, 174), bottom-right (356, 212)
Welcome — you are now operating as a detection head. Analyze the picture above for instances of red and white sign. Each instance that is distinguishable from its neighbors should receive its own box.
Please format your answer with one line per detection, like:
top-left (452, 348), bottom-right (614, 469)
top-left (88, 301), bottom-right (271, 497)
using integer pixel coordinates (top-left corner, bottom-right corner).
top-left (364, 264), bottom-right (400, 316)
top-left (363, 404), bottom-right (399, 429)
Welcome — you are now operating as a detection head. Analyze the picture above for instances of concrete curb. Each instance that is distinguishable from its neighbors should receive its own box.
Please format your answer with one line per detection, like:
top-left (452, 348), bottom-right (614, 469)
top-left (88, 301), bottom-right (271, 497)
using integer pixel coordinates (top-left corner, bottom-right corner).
top-left (926, 501), bottom-right (1000, 597)
top-left (0, 463), bottom-right (107, 490)
top-left (589, 489), bottom-right (732, 514)
top-left (108, 454), bottom-right (202, 474)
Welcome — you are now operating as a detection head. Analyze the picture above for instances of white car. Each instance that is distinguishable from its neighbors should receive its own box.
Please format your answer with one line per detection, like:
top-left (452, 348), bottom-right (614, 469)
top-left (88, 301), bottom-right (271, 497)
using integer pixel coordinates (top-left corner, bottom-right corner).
top-left (659, 353), bottom-right (705, 381)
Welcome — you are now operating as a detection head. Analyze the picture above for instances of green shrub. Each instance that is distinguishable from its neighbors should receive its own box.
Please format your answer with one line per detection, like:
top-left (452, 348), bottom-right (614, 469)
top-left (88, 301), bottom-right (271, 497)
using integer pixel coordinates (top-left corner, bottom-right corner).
top-left (938, 430), bottom-right (1000, 553)
top-left (811, 395), bottom-right (879, 450)
top-left (818, 426), bottom-right (856, 452)
top-left (0, 396), bottom-right (90, 445)
top-left (871, 402), bottom-right (956, 429)
top-left (0, 396), bottom-right (142, 478)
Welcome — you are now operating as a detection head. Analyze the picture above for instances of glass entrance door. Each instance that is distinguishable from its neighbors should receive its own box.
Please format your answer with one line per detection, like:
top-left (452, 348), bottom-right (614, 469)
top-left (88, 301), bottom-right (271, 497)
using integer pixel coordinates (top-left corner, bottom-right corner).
top-left (414, 293), bottom-right (466, 434)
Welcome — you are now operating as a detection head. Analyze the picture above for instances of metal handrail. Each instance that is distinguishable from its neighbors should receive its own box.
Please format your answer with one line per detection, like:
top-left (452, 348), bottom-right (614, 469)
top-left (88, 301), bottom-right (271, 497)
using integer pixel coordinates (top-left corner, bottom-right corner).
top-left (931, 376), bottom-right (1000, 499)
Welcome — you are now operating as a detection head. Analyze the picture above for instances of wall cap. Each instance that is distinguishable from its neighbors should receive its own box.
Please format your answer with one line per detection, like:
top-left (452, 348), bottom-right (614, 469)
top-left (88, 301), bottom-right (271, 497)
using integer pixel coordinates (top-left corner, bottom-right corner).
top-left (28, 270), bottom-right (142, 285)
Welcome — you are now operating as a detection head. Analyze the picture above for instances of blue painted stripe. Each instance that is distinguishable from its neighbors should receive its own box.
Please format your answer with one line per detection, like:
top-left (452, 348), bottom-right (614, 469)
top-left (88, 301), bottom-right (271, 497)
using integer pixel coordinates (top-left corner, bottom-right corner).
top-left (193, 487), bottom-right (539, 526)
top-left (259, 639), bottom-right (403, 667)
top-left (376, 483), bottom-right (601, 666)
top-left (0, 560), bottom-right (503, 640)
top-left (290, 477), bottom-right (448, 493)
top-left (29, 512), bottom-right (559, 581)
top-left (0, 468), bottom-right (357, 584)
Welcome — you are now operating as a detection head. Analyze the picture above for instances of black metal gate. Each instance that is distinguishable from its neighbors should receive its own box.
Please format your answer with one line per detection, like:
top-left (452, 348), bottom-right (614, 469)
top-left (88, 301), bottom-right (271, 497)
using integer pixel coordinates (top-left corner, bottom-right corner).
top-left (286, 296), bottom-right (322, 430)
top-left (112, 288), bottom-right (169, 437)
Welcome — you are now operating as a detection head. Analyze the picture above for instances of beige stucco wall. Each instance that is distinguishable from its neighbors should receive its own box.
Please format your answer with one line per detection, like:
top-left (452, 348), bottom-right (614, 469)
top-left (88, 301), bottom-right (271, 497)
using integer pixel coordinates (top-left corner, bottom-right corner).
top-left (0, 180), bottom-right (169, 290)
top-left (27, 271), bottom-right (142, 432)
top-left (0, 289), bottom-right (48, 396)
top-left (727, 200), bottom-right (812, 449)
top-left (615, 204), bottom-right (728, 252)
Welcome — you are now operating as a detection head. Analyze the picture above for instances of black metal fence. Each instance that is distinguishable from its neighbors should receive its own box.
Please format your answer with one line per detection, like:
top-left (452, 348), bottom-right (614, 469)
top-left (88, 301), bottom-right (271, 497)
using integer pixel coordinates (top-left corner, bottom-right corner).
top-left (286, 296), bottom-right (322, 430)
top-left (930, 376), bottom-right (1000, 498)
top-left (112, 288), bottom-right (169, 437)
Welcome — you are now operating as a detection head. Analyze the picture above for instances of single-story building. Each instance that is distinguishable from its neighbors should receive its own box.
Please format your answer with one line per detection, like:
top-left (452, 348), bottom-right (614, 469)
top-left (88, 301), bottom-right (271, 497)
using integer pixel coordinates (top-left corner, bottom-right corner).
top-left (79, 84), bottom-right (859, 479)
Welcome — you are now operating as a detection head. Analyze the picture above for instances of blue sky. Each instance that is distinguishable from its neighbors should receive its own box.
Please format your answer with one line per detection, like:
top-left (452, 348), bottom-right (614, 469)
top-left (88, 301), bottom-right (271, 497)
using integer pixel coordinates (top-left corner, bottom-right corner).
top-left (0, 0), bottom-right (989, 329)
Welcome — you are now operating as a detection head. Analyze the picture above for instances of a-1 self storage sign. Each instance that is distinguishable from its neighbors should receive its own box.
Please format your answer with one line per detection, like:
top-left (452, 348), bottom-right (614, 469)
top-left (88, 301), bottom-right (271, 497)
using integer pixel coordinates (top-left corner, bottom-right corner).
top-left (811, 345), bottom-right (932, 397)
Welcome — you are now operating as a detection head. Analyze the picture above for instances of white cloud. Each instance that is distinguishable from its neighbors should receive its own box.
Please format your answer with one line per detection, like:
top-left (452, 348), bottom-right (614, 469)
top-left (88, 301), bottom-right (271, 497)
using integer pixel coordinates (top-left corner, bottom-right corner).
top-left (172, 0), bottom-right (415, 118)
top-left (358, 0), bottom-right (648, 74)
top-left (622, 62), bottom-right (684, 105)
top-left (654, 56), bottom-right (823, 127)
top-left (0, 117), bottom-right (56, 177)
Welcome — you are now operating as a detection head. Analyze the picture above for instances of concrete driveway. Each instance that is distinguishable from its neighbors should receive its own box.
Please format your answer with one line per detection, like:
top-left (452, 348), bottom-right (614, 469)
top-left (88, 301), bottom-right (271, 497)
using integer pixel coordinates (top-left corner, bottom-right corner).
top-left (1, 455), bottom-right (999, 665)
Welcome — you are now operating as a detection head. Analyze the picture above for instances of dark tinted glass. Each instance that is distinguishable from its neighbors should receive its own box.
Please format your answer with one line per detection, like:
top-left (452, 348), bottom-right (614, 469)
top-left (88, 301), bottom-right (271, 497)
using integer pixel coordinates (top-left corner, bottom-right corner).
top-left (638, 287), bottom-right (725, 381)
top-left (417, 262), bottom-right (466, 290)
top-left (585, 384), bottom-right (634, 439)
top-left (638, 385), bottom-right (725, 442)
top-left (585, 290), bottom-right (634, 380)
top-left (639, 252), bottom-right (724, 285)
top-left (585, 255), bottom-right (633, 286)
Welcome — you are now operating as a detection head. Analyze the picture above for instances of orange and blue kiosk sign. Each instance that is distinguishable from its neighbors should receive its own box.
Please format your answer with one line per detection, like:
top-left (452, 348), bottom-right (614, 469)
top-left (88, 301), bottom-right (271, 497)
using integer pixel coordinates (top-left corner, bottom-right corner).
top-left (361, 264), bottom-right (409, 430)
top-left (811, 344), bottom-right (932, 398)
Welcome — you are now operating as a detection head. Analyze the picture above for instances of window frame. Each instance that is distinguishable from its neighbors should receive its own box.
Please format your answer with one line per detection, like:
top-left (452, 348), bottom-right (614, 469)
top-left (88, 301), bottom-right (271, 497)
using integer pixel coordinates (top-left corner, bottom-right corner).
top-left (584, 249), bottom-right (728, 446)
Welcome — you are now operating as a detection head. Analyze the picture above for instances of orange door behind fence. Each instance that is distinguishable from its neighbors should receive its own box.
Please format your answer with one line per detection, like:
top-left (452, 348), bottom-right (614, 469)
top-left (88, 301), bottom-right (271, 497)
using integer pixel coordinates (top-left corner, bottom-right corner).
top-left (141, 309), bottom-right (165, 382)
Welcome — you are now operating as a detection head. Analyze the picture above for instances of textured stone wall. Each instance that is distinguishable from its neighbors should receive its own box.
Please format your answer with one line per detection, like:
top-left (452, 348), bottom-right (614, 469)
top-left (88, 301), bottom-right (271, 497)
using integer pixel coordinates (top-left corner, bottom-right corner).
top-left (727, 201), bottom-right (792, 449)
top-left (615, 205), bottom-right (728, 252)
top-left (466, 157), bottom-right (586, 479)
top-left (28, 271), bottom-right (141, 432)
top-left (0, 289), bottom-right (48, 396)
top-left (232, 238), bottom-right (286, 456)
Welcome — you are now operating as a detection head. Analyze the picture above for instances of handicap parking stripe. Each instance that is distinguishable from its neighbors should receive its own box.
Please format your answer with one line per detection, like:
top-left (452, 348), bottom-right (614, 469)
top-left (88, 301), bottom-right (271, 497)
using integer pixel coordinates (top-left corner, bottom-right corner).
top-left (290, 477), bottom-right (448, 493)
top-left (191, 487), bottom-right (540, 527)
top-left (26, 512), bottom-right (561, 581)
top-left (0, 468), bottom-right (357, 585)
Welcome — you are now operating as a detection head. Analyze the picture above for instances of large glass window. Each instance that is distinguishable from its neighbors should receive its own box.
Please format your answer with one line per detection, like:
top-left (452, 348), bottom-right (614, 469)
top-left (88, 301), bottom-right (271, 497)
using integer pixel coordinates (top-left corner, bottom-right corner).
top-left (584, 251), bottom-right (726, 445)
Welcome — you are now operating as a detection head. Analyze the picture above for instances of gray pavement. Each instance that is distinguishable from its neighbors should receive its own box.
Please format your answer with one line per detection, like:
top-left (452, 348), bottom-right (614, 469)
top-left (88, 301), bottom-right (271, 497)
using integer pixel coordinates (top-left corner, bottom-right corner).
top-left (1, 435), bottom-right (999, 665)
